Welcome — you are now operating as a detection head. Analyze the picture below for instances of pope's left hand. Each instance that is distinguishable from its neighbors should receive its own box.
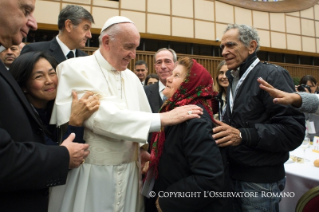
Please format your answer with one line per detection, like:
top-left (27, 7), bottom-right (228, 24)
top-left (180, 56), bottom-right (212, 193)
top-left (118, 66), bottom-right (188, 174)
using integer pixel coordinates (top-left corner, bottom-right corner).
top-left (140, 149), bottom-right (150, 173)
top-left (212, 119), bottom-right (242, 147)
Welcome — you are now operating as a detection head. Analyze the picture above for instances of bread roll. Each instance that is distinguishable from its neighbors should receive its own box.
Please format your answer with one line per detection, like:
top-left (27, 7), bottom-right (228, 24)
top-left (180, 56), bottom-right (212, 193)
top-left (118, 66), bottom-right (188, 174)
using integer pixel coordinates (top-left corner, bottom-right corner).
top-left (314, 159), bottom-right (319, 167)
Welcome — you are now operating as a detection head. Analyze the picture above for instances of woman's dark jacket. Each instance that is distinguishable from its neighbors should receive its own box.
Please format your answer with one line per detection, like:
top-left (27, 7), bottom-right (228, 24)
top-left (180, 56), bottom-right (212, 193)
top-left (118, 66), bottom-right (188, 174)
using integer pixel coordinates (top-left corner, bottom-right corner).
top-left (33, 101), bottom-right (85, 145)
top-left (147, 105), bottom-right (230, 212)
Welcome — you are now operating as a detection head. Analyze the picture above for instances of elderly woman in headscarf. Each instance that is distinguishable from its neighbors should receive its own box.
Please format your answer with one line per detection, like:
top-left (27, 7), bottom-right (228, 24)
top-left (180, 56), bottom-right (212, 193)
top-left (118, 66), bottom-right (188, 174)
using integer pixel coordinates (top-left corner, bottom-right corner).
top-left (145, 57), bottom-right (228, 212)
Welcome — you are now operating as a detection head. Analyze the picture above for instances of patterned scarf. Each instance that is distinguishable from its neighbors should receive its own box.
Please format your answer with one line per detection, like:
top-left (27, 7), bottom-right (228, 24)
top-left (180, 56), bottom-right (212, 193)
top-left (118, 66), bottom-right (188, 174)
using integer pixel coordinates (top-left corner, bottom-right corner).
top-left (149, 59), bottom-right (217, 178)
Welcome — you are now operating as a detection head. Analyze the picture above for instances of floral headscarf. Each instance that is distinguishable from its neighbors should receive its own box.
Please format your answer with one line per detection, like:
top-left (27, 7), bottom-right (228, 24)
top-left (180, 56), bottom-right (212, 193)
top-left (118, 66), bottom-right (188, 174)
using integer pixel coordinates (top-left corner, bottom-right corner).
top-left (149, 58), bottom-right (217, 178)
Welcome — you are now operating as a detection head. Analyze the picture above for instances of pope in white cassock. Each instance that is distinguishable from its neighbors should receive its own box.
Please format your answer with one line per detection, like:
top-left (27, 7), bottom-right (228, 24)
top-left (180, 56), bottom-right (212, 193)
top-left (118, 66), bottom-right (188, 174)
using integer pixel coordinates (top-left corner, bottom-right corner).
top-left (48, 16), bottom-right (202, 212)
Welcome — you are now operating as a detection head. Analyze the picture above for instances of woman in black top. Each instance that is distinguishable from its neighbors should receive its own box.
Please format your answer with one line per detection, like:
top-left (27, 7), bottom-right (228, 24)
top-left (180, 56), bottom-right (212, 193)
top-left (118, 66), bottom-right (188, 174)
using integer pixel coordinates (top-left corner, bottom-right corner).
top-left (10, 51), bottom-right (99, 145)
top-left (145, 57), bottom-right (229, 212)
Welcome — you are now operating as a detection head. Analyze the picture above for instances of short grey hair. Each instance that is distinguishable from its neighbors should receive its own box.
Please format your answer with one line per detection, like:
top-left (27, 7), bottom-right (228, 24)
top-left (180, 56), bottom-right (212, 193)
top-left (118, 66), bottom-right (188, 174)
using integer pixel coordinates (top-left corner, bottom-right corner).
top-left (154, 48), bottom-right (177, 63)
top-left (224, 24), bottom-right (260, 52)
top-left (98, 24), bottom-right (121, 45)
top-left (58, 5), bottom-right (94, 31)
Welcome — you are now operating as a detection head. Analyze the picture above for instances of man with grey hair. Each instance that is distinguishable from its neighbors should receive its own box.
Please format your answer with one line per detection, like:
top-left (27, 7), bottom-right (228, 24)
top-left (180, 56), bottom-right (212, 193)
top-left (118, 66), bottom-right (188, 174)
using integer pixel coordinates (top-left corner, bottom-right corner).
top-left (144, 48), bottom-right (177, 113)
top-left (48, 16), bottom-right (202, 212)
top-left (21, 5), bottom-right (94, 64)
top-left (212, 24), bottom-right (305, 211)
top-left (0, 1), bottom-right (90, 211)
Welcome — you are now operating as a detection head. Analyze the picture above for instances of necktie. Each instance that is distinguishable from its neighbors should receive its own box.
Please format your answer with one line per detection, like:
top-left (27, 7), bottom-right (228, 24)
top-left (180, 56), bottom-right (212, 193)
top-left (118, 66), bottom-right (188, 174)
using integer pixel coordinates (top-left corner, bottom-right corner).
top-left (67, 51), bottom-right (74, 59)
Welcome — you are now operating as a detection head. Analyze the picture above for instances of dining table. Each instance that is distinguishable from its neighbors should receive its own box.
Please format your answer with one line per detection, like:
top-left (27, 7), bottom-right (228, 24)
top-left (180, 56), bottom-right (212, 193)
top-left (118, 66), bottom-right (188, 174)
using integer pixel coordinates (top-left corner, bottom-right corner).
top-left (279, 146), bottom-right (319, 212)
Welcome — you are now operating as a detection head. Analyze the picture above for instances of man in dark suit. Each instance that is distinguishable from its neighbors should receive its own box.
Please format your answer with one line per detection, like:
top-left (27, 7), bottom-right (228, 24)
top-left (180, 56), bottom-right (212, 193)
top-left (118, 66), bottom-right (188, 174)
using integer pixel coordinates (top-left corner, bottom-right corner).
top-left (144, 48), bottom-right (177, 113)
top-left (21, 5), bottom-right (94, 64)
top-left (0, 1), bottom-right (90, 211)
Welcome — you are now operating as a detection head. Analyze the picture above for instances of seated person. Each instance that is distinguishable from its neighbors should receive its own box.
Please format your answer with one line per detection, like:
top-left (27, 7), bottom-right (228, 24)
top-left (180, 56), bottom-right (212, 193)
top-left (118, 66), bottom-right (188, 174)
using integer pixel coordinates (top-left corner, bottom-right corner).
top-left (10, 51), bottom-right (99, 145)
top-left (145, 57), bottom-right (227, 212)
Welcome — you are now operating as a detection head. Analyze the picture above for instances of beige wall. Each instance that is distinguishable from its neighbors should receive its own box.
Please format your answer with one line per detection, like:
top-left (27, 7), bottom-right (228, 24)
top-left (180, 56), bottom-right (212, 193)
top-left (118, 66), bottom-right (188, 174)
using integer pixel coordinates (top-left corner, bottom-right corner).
top-left (34, 0), bottom-right (319, 53)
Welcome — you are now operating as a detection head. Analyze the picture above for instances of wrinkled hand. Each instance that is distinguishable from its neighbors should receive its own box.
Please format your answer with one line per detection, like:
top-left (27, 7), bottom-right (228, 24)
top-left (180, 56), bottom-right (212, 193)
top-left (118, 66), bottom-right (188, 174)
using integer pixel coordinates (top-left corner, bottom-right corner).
top-left (61, 133), bottom-right (90, 168)
top-left (69, 91), bottom-right (100, 126)
top-left (140, 149), bottom-right (150, 174)
top-left (258, 77), bottom-right (302, 107)
top-left (212, 119), bottom-right (241, 147)
top-left (160, 105), bottom-right (203, 126)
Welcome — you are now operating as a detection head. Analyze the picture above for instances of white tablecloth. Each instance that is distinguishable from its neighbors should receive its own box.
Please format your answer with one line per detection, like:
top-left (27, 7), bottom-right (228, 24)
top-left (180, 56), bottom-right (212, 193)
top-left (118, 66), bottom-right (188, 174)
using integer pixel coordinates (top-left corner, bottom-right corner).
top-left (279, 147), bottom-right (319, 212)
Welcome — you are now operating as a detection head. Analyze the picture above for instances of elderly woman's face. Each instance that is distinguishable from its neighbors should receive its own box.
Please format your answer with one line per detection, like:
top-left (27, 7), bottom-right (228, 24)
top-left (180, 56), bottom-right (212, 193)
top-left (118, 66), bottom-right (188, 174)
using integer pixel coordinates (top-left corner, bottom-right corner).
top-left (24, 58), bottom-right (58, 108)
top-left (163, 64), bottom-right (187, 99)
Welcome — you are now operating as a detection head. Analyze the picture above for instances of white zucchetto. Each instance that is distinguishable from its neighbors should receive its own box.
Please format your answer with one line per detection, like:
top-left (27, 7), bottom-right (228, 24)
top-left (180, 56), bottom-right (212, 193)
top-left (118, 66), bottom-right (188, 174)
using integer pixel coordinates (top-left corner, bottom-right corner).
top-left (101, 16), bottom-right (134, 32)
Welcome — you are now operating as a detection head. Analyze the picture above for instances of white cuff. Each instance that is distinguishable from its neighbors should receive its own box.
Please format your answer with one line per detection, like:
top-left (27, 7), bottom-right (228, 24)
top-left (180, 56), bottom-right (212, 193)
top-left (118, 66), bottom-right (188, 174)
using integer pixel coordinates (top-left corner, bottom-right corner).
top-left (149, 114), bottom-right (161, 132)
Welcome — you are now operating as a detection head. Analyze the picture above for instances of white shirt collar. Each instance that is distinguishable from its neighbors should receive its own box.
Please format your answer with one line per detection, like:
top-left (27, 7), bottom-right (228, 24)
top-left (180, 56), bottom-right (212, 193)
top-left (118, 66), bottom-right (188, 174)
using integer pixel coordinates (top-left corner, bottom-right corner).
top-left (0, 45), bottom-right (6, 53)
top-left (158, 80), bottom-right (166, 99)
top-left (94, 49), bottom-right (117, 72)
top-left (158, 80), bottom-right (165, 92)
top-left (56, 35), bottom-right (76, 59)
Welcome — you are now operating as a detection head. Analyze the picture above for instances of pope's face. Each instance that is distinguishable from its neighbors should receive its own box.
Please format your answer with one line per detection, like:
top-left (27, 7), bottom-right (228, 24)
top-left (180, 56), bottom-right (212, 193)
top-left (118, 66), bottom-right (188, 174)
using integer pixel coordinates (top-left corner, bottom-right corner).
top-left (107, 23), bottom-right (140, 71)
top-left (0, 0), bottom-right (37, 48)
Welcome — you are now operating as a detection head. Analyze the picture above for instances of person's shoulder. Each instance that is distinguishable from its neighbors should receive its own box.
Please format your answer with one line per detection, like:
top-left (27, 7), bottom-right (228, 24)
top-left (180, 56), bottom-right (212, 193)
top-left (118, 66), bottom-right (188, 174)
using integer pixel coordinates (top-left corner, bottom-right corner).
top-left (123, 68), bottom-right (139, 79)
top-left (58, 54), bottom-right (93, 68)
top-left (259, 61), bottom-right (287, 72)
top-left (144, 82), bottom-right (158, 91)
top-left (186, 104), bottom-right (213, 126)
top-left (23, 41), bottom-right (51, 50)
top-left (76, 49), bottom-right (89, 56)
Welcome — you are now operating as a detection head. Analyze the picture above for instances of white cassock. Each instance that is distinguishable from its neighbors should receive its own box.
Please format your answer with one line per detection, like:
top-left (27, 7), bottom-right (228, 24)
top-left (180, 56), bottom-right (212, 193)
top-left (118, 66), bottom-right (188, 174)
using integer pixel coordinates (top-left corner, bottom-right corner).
top-left (48, 49), bottom-right (158, 212)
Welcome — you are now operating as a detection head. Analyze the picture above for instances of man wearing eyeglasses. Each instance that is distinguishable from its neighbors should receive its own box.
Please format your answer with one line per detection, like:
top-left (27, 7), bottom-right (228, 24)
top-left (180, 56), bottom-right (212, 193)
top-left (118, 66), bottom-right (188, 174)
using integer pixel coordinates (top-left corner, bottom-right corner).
top-left (144, 48), bottom-right (177, 113)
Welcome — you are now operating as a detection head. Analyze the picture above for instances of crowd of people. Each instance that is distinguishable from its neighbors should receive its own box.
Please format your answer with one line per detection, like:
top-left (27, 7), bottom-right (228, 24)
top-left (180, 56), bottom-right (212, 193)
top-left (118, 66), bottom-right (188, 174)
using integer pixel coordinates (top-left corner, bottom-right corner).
top-left (0, 1), bottom-right (317, 212)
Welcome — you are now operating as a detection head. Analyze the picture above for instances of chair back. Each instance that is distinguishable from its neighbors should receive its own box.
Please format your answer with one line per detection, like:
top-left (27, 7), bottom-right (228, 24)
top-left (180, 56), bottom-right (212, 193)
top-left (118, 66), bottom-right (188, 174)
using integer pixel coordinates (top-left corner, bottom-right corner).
top-left (295, 186), bottom-right (319, 212)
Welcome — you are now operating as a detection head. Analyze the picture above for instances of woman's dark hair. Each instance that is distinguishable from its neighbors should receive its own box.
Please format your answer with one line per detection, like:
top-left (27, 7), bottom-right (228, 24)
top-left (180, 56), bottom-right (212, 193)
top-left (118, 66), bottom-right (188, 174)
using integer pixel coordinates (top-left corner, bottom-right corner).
top-left (10, 51), bottom-right (58, 88)
top-left (215, 60), bottom-right (227, 93)
top-left (299, 75), bottom-right (317, 86)
top-left (145, 73), bottom-right (159, 85)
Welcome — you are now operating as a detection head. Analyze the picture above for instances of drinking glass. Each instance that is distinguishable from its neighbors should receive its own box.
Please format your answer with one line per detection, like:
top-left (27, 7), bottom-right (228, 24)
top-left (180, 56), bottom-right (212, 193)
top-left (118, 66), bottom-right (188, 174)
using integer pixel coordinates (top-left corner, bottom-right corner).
top-left (301, 137), bottom-right (310, 161)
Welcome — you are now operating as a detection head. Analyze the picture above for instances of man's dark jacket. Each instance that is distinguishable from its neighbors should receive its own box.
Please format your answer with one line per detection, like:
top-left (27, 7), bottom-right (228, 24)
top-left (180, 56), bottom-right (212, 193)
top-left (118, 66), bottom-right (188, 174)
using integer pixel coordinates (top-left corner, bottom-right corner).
top-left (0, 60), bottom-right (69, 212)
top-left (21, 37), bottom-right (88, 64)
top-left (224, 52), bottom-right (305, 183)
top-left (144, 82), bottom-right (163, 113)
